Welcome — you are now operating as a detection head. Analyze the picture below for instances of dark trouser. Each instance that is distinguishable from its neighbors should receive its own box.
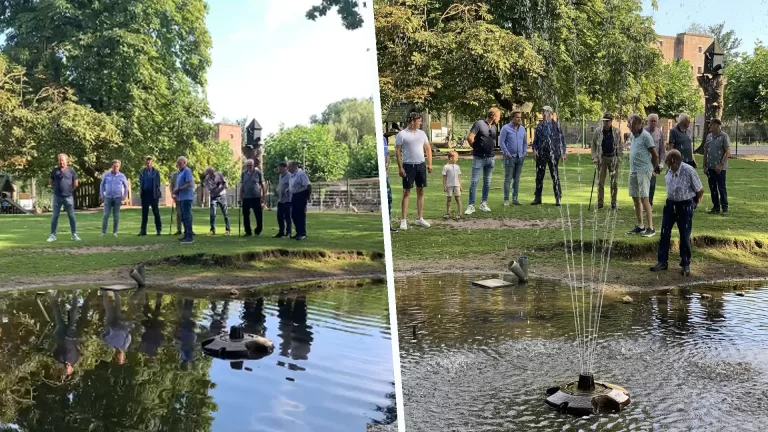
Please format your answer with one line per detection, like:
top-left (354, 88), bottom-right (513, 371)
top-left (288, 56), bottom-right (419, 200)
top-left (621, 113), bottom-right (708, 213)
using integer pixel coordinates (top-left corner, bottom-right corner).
top-left (291, 190), bottom-right (309, 237)
top-left (242, 197), bottom-right (263, 235)
top-left (140, 190), bottom-right (162, 234)
top-left (209, 195), bottom-right (231, 233)
top-left (173, 200), bottom-right (182, 232)
top-left (52, 293), bottom-right (80, 339)
top-left (386, 175), bottom-right (392, 219)
top-left (658, 198), bottom-right (695, 267)
top-left (277, 202), bottom-right (292, 236)
top-left (179, 199), bottom-right (193, 239)
top-left (534, 154), bottom-right (561, 200)
top-left (707, 169), bottom-right (728, 211)
top-left (649, 175), bottom-right (656, 206)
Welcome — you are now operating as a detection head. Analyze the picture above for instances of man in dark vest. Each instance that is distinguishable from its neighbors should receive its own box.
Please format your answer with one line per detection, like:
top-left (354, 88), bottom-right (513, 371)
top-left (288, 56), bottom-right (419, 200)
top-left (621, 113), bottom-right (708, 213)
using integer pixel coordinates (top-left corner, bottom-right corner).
top-left (591, 113), bottom-right (623, 210)
top-left (138, 157), bottom-right (162, 236)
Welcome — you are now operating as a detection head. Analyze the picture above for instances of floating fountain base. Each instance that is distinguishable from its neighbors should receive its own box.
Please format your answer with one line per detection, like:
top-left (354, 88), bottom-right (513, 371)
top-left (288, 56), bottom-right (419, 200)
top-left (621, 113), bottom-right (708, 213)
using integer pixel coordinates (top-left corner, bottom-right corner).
top-left (201, 325), bottom-right (274, 361)
top-left (544, 374), bottom-right (630, 416)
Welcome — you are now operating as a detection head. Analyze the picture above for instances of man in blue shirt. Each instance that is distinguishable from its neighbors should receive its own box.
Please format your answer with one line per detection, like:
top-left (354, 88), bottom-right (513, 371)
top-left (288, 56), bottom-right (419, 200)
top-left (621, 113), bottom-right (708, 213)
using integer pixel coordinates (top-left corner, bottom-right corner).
top-left (288, 161), bottom-right (311, 240)
top-left (100, 160), bottom-right (129, 237)
top-left (531, 106), bottom-right (567, 206)
top-left (138, 157), bottom-right (163, 236)
top-left (172, 156), bottom-right (196, 244)
top-left (500, 111), bottom-right (527, 206)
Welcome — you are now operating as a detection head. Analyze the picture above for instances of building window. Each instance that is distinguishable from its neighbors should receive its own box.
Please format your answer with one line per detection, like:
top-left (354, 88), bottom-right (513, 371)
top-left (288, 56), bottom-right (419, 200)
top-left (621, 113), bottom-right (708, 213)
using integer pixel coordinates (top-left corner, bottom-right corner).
top-left (230, 133), bottom-right (234, 139)
top-left (658, 40), bottom-right (663, 48)
top-left (698, 66), bottom-right (703, 74)
top-left (698, 46), bottom-right (703, 53)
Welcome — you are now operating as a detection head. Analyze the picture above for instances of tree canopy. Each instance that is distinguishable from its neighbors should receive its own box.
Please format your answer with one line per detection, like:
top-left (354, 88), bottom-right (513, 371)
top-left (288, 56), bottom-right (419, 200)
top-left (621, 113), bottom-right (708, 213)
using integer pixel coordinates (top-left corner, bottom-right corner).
top-left (307, 0), bottom-right (366, 30)
top-left (647, 60), bottom-right (703, 120)
top-left (374, 0), bottom-right (663, 121)
top-left (263, 124), bottom-right (350, 184)
top-left (310, 97), bottom-right (375, 147)
top-left (724, 44), bottom-right (768, 122)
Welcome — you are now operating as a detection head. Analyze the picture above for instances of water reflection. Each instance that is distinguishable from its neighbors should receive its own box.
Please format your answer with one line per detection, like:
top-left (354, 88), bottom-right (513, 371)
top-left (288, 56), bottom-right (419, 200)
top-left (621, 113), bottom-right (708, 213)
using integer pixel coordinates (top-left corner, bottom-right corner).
top-left (397, 274), bottom-right (768, 431)
top-left (0, 282), bottom-right (395, 431)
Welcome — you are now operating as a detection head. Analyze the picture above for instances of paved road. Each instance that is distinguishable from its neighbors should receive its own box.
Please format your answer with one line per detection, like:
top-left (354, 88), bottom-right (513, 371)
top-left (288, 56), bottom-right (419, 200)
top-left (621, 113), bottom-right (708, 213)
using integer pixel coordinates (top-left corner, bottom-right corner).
top-left (729, 145), bottom-right (768, 156)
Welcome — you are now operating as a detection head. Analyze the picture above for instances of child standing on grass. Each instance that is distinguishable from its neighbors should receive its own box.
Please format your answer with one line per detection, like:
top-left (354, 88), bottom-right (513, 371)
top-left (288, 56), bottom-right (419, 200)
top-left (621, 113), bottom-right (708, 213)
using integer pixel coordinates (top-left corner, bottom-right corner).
top-left (443, 151), bottom-right (463, 219)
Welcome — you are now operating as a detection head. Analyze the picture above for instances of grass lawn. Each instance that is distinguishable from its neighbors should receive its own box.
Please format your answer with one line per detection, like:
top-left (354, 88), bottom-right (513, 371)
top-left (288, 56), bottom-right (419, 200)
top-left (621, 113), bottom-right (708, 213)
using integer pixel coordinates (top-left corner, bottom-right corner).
top-left (0, 208), bottom-right (386, 284)
top-left (387, 152), bottom-right (768, 287)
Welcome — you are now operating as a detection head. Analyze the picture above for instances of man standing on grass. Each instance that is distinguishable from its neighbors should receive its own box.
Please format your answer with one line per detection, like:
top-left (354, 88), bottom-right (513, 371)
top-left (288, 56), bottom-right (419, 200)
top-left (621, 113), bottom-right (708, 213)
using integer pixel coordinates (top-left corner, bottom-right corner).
top-left (138, 157), bottom-right (163, 236)
top-left (396, 112), bottom-right (432, 229)
top-left (172, 156), bottom-right (196, 244)
top-left (500, 110), bottom-right (526, 207)
top-left (239, 158), bottom-right (265, 237)
top-left (591, 113), bottom-right (623, 210)
top-left (651, 150), bottom-right (703, 276)
top-left (275, 162), bottom-right (293, 238)
top-left (465, 107), bottom-right (501, 214)
top-left (645, 114), bottom-right (666, 207)
top-left (531, 106), bottom-right (567, 206)
top-left (702, 118), bottom-right (731, 216)
top-left (48, 153), bottom-right (81, 242)
top-left (204, 166), bottom-right (231, 236)
top-left (288, 161), bottom-right (311, 241)
top-left (100, 159), bottom-right (128, 237)
top-left (169, 170), bottom-right (182, 235)
top-left (669, 113), bottom-right (696, 167)
top-left (626, 114), bottom-right (660, 238)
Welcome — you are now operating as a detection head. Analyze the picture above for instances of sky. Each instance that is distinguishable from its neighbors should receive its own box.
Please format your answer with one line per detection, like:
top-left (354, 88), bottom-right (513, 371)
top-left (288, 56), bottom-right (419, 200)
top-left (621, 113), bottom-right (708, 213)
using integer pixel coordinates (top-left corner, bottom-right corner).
top-left (204, 0), bottom-right (379, 139)
top-left (641, 0), bottom-right (768, 53)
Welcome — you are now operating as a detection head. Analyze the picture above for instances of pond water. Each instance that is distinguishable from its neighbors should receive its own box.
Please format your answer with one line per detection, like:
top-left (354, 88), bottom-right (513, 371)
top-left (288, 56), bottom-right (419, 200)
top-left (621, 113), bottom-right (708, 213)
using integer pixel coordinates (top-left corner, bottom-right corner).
top-left (396, 274), bottom-right (768, 431)
top-left (0, 281), bottom-right (395, 432)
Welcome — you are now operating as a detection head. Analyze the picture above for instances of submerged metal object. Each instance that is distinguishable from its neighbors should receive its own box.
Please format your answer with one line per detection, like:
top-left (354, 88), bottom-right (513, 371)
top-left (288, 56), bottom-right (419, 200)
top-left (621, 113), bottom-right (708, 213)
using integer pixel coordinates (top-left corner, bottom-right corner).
top-left (129, 265), bottom-right (146, 287)
top-left (545, 374), bottom-right (630, 416)
top-left (201, 325), bottom-right (274, 361)
top-left (508, 256), bottom-right (529, 282)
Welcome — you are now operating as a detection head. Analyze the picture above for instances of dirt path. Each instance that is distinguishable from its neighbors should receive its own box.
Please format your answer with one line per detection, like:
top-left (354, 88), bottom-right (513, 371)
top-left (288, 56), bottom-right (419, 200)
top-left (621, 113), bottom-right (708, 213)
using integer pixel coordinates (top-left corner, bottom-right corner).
top-left (393, 250), bottom-right (768, 292)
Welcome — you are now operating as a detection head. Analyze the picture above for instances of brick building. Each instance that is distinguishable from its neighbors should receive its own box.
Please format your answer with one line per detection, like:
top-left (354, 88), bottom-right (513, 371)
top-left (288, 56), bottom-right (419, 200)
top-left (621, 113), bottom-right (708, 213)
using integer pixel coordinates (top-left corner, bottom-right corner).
top-left (214, 123), bottom-right (244, 163)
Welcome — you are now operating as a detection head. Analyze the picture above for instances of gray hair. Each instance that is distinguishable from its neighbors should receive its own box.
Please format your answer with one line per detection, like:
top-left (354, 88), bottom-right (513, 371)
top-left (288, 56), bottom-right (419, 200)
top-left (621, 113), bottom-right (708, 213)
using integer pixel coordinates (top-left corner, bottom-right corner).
top-left (677, 113), bottom-right (690, 123)
top-left (245, 159), bottom-right (254, 166)
top-left (627, 114), bottom-right (643, 127)
top-left (177, 156), bottom-right (188, 164)
top-left (647, 113), bottom-right (659, 122)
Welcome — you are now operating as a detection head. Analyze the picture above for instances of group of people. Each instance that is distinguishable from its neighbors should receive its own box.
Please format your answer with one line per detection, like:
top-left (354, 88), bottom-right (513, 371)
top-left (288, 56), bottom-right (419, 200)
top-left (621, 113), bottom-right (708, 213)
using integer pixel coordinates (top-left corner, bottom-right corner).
top-left (47, 154), bottom-right (312, 243)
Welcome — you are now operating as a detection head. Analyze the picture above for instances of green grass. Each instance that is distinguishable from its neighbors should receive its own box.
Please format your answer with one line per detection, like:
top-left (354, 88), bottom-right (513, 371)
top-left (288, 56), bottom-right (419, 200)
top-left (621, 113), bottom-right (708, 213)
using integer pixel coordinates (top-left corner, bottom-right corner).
top-left (0, 208), bottom-right (386, 281)
top-left (387, 153), bottom-right (768, 264)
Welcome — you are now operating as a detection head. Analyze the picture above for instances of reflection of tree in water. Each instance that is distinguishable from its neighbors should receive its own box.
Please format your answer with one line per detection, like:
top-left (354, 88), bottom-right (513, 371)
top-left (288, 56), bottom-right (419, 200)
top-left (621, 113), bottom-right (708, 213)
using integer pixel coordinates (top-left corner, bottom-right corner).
top-left (276, 295), bottom-right (313, 371)
top-left (0, 289), bottom-right (217, 431)
top-left (370, 381), bottom-right (398, 426)
top-left (241, 298), bottom-right (266, 336)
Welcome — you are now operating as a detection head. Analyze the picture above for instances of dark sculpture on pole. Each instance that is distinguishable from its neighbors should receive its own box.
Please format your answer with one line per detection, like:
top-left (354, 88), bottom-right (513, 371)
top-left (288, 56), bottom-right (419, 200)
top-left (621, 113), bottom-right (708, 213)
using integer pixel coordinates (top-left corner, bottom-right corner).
top-left (695, 40), bottom-right (726, 154)
top-left (245, 118), bottom-right (263, 172)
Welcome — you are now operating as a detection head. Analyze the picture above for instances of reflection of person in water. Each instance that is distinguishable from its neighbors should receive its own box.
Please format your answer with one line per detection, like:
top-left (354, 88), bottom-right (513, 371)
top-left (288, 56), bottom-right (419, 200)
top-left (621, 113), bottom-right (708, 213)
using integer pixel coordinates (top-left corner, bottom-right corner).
top-left (241, 298), bottom-right (266, 336)
top-left (208, 300), bottom-right (230, 337)
top-left (276, 295), bottom-right (313, 363)
top-left (176, 298), bottom-right (197, 369)
top-left (139, 291), bottom-right (165, 358)
top-left (49, 291), bottom-right (82, 377)
top-left (101, 291), bottom-right (134, 365)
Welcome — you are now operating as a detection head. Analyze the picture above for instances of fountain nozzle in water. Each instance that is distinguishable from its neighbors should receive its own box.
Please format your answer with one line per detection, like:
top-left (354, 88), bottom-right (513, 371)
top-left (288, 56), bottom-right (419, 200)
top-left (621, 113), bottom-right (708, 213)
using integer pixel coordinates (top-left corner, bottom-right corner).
top-left (508, 256), bottom-right (529, 282)
top-left (129, 265), bottom-right (146, 287)
top-left (545, 376), bottom-right (630, 416)
top-left (577, 373), bottom-right (595, 391)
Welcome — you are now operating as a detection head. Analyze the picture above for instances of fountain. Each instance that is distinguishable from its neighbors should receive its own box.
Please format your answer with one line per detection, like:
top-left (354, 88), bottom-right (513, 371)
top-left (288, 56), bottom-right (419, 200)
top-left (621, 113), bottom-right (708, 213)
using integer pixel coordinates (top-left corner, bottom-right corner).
top-left (201, 324), bottom-right (274, 361)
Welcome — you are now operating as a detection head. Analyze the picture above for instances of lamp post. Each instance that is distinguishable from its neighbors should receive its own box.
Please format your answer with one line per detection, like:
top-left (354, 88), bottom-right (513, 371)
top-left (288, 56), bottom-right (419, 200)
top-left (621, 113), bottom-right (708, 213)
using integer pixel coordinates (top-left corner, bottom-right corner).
top-left (300, 138), bottom-right (308, 168)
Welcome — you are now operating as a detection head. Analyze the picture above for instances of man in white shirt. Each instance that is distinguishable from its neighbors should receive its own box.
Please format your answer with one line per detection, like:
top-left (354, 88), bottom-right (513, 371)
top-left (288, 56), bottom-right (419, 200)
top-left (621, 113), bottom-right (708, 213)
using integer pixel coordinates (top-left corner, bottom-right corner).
top-left (395, 112), bottom-right (432, 230)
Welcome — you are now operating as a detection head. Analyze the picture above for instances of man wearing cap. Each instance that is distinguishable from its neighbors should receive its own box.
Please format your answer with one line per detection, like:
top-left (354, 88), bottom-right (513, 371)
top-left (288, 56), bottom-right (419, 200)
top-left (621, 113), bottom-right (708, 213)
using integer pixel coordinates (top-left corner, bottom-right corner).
top-left (464, 107), bottom-right (501, 214)
top-left (702, 118), bottom-right (731, 216)
top-left (531, 106), bottom-right (567, 206)
top-left (591, 113), bottom-right (623, 210)
top-left (645, 114), bottom-right (666, 207)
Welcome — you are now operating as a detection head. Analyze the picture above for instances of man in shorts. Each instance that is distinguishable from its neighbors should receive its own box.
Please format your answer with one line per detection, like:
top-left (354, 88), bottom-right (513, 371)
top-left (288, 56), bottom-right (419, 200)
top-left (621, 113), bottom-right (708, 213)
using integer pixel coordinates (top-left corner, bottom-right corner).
top-left (395, 112), bottom-right (432, 230)
top-left (626, 114), bottom-right (660, 238)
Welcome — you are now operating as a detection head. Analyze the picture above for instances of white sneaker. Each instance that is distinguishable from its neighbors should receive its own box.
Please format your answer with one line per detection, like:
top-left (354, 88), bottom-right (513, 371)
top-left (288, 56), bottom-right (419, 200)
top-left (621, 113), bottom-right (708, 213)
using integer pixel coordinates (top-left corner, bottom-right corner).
top-left (71, 234), bottom-right (82, 241)
top-left (464, 204), bottom-right (476, 215)
top-left (100, 233), bottom-right (106, 238)
top-left (113, 233), bottom-right (118, 238)
top-left (400, 219), bottom-right (408, 230)
top-left (480, 202), bottom-right (491, 212)
top-left (504, 201), bottom-right (510, 207)
top-left (415, 218), bottom-right (431, 228)
top-left (47, 234), bottom-right (57, 243)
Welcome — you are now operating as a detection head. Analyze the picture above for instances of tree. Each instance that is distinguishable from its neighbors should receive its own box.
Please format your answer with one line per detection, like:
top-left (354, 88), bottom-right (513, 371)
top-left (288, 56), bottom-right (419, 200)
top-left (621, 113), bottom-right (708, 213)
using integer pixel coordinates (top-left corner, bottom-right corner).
top-left (0, 0), bottom-right (214, 181)
top-left (375, 0), bottom-right (662, 121)
top-left (724, 44), bottom-right (768, 122)
top-left (191, 138), bottom-right (240, 186)
top-left (311, 98), bottom-right (375, 146)
top-left (686, 22), bottom-right (742, 68)
top-left (306, 0), bottom-right (365, 30)
top-left (262, 125), bottom-right (349, 184)
top-left (347, 135), bottom-right (379, 179)
top-left (647, 60), bottom-right (704, 119)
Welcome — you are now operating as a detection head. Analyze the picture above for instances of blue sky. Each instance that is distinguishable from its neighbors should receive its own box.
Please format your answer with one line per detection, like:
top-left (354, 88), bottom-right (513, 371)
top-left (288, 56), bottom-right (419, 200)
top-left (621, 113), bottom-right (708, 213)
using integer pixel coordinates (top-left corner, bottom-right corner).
top-left (204, 0), bottom-right (378, 138)
top-left (642, 0), bottom-right (767, 53)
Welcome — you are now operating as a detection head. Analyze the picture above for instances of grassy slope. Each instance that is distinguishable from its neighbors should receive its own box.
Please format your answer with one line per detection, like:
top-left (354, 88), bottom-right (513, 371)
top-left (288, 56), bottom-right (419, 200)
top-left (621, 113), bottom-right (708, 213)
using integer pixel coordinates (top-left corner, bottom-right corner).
top-left (0, 208), bottom-right (385, 281)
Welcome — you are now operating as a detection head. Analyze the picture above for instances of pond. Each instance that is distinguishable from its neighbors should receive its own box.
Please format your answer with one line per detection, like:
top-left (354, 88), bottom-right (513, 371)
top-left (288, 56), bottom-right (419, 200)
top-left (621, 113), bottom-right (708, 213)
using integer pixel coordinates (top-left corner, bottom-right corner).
top-left (396, 274), bottom-right (768, 431)
top-left (0, 281), bottom-right (396, 432)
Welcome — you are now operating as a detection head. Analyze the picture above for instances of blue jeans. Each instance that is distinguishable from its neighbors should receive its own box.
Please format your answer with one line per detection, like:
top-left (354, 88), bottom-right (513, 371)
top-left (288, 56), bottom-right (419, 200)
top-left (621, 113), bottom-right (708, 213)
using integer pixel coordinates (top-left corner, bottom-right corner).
top-left (469, 156), bottom-right (495, 205)
top-left (503, 156), bottom-right (525, 201)
top-left (102, 197), bottom-right (122, 234)
top-left (51, 195), bottom-right (77, 235)
top-left (209, 195), bottom-right (231, 233)
top-left (707, 169), bottom-right (728, 211)
top-left (179, 200), bottom-right (193, 239)
top-left (658, 198), bottom-right (695, 267)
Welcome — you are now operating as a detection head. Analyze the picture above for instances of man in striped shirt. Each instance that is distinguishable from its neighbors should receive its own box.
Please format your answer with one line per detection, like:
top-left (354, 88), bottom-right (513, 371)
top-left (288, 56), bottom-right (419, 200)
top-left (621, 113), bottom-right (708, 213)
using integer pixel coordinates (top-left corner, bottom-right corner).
top-left (203, 167), bottom-right (231, 236)
top-left (288, 161), bottom-right (311, 241)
